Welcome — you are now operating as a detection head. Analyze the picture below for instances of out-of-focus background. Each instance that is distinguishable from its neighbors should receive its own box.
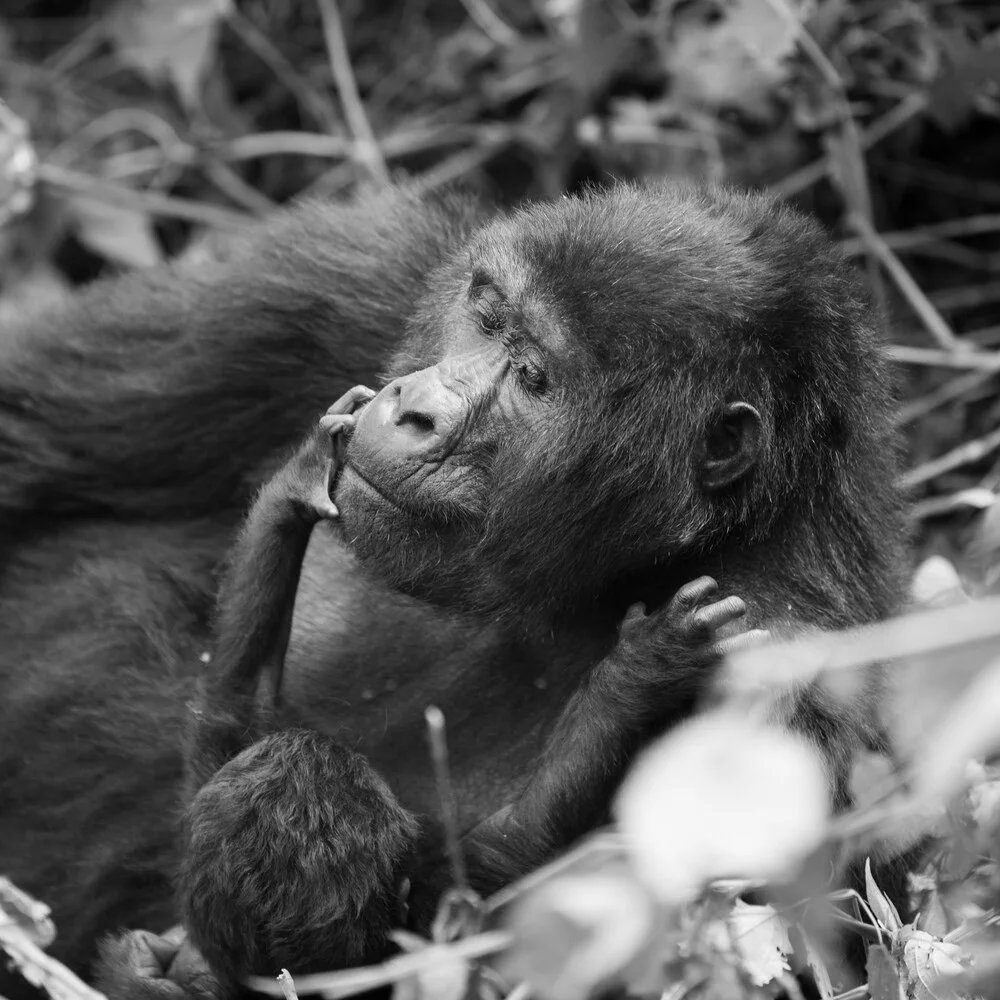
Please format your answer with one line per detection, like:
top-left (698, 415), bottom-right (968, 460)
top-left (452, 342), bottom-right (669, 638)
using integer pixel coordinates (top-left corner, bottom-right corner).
top-left (0, 0), bottom-right (998, 577)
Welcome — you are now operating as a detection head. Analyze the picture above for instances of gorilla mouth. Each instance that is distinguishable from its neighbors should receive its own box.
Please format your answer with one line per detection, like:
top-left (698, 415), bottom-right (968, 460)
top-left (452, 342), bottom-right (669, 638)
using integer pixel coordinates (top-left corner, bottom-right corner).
top-left (343, 463), bottom-right (408, 513)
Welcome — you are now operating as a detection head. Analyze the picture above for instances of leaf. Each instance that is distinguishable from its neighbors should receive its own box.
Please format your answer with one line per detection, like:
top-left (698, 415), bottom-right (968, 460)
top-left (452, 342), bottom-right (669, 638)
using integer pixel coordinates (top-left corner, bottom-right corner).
top-left (865, 859), bottom-right (903, 934)
top-left (910, 556), bottom-right (969, 610)
top-left (663, 0), bottom-right (809, 117)
top-left (727, 901), bottom-right (792, 987)
top-left (106, 0), bottom-right (232, 108)
top-left (615, 710), bottom-right (829, 903)
top-left (901, 929), bottom-right (965, 1000)
top-left (867, 944), bottom-right (903, 1000)
top-left (0, 878), bottom-right (55, 949)
top-left (928, 30), bottom-right (1000, 132)
top-left (914, 656), bottom-right (1000, 801)
top-left (64, 195), bottom-right (162, 269)
top-left (390, 946), bottom-right (467, 1000)
top-left (799, 930), bottom-right (835, 1000)
top-left (503, 871), bottom-right (656, 1000)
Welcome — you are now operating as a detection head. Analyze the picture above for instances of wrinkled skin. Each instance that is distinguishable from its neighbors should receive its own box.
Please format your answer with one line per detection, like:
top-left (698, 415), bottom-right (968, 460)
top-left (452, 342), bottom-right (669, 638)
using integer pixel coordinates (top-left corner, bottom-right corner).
top-left (0, 183), bottom-right (909, 1000)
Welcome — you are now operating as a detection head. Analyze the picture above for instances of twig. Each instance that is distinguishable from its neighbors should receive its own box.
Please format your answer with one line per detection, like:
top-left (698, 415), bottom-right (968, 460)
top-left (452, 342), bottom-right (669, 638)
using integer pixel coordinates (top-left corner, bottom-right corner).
top-left (771, 93), bottom-right (926, 200)
top-left (932, 283), bottom-right (1000, 313)
top-left (219, 124), bottom-right (510, 165)
top-left (839, 212), bottom-right (1000, 257)
top-left (504, 982), bottom-right (533, 1000)
top-left (895, 368), bottom-right (999, 426)
top-left (226, 10), bottom-right (341, 133)
top-left (243, 930), bottom-right (511, 998)
top-left (721, 597), bottom-right (1000, 693)
top-left (37, 163), bottom-right (252, 231)
top-left (221, 131), bottom-right (354, 162)
top-left (203, 160), bottom-right (276, 215)
top-left (888, 345), bottom-right (1000, 370)
top-left (277, 969), bottom-right (299, 1000)
top-left (761, 0), bottom-right (890, 332)
top-left (850, 213), bottom-right (963, 351)
top-left (458, 0), bottom-right (520, 46)
top-left (0, 924), bottom-right (106, 1000)
top-left (315, 0), bottom-right (389, 185)
top-left (425, 706), bottom-right (468, 890)
top-left (413, 141), bottom-right (506, 193)
top-left (47, 108), bottom-right (185, 169)
top-left (42, 18), bottom-right (105, 75)
top-left (901, 426), bottom-right (1000, 490)
top-left (909, 489), bottom-right (996, 521)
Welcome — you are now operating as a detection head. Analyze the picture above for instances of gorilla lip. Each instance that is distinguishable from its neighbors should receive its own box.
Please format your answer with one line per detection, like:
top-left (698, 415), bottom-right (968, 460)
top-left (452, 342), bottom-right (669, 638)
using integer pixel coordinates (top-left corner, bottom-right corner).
top-left (342, 463), bottom-right (408, 513)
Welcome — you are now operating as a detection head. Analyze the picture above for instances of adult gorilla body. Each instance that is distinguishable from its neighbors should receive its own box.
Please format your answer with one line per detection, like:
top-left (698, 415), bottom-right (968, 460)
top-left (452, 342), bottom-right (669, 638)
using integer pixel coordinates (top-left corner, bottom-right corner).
top-left (0, 185), bottom-right (906, 996)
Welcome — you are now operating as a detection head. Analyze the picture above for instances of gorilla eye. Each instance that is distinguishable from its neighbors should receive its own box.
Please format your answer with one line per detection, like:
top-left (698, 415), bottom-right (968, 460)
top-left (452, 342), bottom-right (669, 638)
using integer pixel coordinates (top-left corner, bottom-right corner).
top-left (515, 360), bottom-right (548, 394)
top-left (472, 285), bottom-right (508, 336)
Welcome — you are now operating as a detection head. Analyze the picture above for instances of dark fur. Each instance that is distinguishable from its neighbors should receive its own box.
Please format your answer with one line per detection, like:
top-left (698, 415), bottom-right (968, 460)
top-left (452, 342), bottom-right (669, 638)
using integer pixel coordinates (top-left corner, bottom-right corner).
top-left (0, 184), bottom-right (907, 996)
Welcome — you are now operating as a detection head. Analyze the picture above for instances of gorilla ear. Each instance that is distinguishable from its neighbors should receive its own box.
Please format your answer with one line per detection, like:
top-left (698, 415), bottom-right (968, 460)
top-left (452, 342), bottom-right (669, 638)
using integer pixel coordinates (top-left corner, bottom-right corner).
top-left (701, 402), bottom-right (762, 490)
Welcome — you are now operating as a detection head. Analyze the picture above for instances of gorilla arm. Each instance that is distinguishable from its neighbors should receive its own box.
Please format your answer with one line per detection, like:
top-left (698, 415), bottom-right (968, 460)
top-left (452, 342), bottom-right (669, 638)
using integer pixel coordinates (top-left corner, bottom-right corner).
top-left (0, 188), bottom-right (480, 524)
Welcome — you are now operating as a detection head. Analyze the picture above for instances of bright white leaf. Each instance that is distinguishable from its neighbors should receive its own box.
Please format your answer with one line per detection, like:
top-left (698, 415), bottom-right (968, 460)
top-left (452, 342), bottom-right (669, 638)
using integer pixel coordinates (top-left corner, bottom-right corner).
top-left (106, 0), bottom-right (231, 108)
top-left (910, 556), bottom-right (969, 610)
top-left (901, 930), bottom-right (965, 1000)
top-left (65, 195), bottom-right (162, 269)
top-left (504, 871), bottom-right (655, 1000)
top-left (914, 656), bottom-right (1000, 801)
top-left (615, 710), bottom-right (829, 903)
top-left (411, 946), bottom-right (468, 1000)
top-left (727, 900), bottom-right (792, 987)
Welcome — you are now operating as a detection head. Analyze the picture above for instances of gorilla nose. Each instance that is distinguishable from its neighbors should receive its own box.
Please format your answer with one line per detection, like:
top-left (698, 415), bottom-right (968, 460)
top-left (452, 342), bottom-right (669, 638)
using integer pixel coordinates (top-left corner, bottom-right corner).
top-left (354, 377), bottom-right (449, 460)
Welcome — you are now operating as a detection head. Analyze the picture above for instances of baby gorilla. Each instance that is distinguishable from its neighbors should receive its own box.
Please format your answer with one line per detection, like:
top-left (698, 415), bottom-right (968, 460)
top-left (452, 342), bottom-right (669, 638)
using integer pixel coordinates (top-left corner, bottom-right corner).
top-left (182, 730), bottom-right (417, 982)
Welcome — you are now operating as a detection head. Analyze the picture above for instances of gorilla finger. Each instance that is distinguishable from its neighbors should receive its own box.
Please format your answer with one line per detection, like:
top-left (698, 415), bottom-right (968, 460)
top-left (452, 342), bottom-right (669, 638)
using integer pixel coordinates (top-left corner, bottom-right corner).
top-left (711, 629), bottom-right (771, 657)
top-left (674, 576), bottom-right (718, 610)
top-left (623, 601), bottom-right (647, 624)
top-left (96, 932), bottom-right (189, 1000)
top-left (326, 385), bottom-right (377, 415)
top-left (309, 483), bottom-right (339, 519)
top-left (318, 412), bottom-right (357, 436)
top-left (693, 595), bottom-right (747, 632)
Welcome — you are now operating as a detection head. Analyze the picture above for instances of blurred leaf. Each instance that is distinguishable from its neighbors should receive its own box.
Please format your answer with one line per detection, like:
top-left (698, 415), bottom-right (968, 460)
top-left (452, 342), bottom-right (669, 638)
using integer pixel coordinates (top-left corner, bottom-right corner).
top-left (914, 657), bottom-right (1000, 801)
top-left (0, 878), bottom-right (55, 949)
top-left (928, 30), bottom-right (1000, 132)
top-left (866, 859), bottom-right (904, 934)
top-left (63, 195), bottom-right (162, 269)
top-left (0, 100), bottom-right (36, 226)
top-left (910, 556), bottom-right (969, 611)
top-left (663, 0), bottom-right (808, 119)
top-left (722, 598), bottom-right (1000, 700)
top-left (969, 502), bottom-right (1000, 593)
top-left (566, 0), bottom-right (627, 99)
top-left (390, 946), bottom-right (468, 1000)
top-left (616, 710), bottom-right (828, 902)
top-left (799, 930), bottom-right (835, 1000)
top-left (503, 870), bottom-right (656, 1000)
top-left (106, 0), bottom-right (232, 109)
top-left (727, 901), bottom-right (792, 987)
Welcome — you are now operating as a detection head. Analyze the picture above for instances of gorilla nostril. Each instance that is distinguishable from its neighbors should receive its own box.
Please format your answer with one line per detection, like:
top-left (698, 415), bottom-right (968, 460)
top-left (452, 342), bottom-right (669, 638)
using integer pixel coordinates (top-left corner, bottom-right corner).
top-left (406, 412), bottom-right (435, 434)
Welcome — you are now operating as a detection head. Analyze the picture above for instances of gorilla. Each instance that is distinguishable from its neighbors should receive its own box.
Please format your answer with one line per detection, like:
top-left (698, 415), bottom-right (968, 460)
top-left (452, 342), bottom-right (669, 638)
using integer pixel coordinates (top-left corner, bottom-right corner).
top-left (0, 183), bottom-right (907, 998)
